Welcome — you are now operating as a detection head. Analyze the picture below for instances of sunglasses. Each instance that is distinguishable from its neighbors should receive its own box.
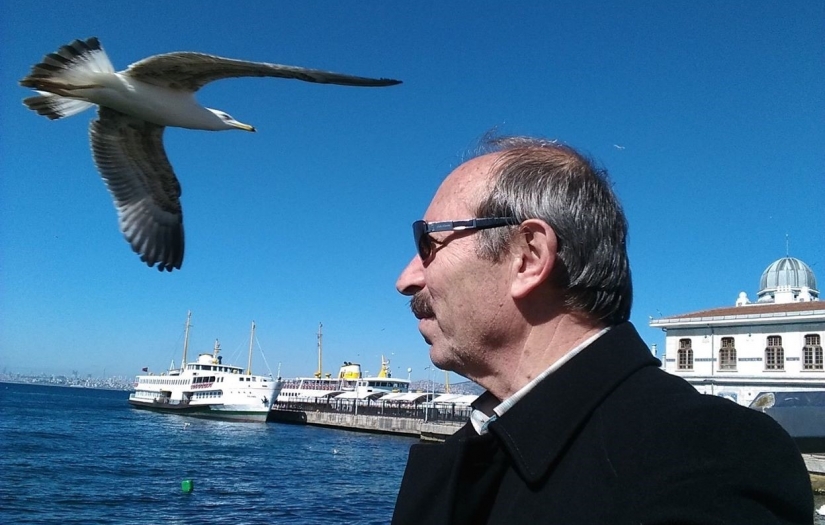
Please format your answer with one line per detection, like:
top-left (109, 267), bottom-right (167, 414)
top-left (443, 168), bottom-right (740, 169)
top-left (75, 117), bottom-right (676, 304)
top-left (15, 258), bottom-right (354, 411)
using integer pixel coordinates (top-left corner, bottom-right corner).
top-left (412, 217), bottom-right (518, 261)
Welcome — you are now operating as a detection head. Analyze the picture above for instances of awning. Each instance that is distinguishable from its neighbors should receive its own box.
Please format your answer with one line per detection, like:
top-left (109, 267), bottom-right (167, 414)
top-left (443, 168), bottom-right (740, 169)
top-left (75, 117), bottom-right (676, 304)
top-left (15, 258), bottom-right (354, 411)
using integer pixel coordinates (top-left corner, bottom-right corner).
top-left (292, 390), bottom-right (344, 400)
top-left (380, 392), bottom-right (411, 401)
top-left (432, 393), bottom-right (463, 403)
top-left (433, 394), bottom-right (478, 405)
top-left (380, 392), bottom-right (430, 403)
top-left (333, 391), bottom-right (386, 400)
top-left (452, 395), bottom-right (479, 405)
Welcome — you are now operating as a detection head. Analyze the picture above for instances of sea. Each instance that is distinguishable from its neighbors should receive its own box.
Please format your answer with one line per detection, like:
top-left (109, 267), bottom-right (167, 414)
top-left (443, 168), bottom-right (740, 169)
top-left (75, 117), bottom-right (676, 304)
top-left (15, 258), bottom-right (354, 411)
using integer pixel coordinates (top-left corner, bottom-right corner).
top-left (1, 382), bottom-right (823, 524)
top-left (0, 382), bottom-right (414, 524)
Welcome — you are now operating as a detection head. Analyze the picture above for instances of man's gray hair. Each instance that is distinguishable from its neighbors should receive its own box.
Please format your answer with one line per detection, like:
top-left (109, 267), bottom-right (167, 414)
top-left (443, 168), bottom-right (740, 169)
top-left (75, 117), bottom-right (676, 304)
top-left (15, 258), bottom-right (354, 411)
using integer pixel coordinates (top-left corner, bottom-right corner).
top-left (474, 135), bottom-right (632, 325)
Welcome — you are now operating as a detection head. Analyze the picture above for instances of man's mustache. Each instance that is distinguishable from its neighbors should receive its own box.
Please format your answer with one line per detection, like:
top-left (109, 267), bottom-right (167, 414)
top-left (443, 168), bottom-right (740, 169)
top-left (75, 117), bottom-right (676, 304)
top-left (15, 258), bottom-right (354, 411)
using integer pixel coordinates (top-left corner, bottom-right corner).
top-left (410, 293), bottom-right (435, 319)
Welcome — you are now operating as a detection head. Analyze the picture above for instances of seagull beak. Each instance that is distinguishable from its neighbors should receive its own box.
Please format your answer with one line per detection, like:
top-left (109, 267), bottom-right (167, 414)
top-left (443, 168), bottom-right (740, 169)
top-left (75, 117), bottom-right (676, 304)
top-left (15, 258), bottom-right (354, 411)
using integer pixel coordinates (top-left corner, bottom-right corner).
top-left (231, 121), bottom-right (256, 132)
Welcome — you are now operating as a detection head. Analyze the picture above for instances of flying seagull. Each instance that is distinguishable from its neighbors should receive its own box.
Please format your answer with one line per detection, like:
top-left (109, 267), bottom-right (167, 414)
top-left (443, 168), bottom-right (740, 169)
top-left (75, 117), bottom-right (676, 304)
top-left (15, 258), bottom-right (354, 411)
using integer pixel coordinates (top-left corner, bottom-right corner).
top-left (20, 37), bottom-right (401, 271)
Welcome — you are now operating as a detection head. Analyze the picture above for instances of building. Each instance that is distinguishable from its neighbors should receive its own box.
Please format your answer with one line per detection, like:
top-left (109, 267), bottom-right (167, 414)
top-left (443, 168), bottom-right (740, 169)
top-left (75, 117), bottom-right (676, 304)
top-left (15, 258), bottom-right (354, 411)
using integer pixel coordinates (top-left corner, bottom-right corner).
top-left (650, 256), bottom-right (825, 407)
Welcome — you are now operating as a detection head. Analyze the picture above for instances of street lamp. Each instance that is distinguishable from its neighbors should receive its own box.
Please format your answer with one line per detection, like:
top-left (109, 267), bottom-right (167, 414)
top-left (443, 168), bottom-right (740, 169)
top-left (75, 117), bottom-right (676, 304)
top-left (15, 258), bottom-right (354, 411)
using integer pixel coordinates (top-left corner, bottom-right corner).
top-left (424, 365), bottom-right (436, 422)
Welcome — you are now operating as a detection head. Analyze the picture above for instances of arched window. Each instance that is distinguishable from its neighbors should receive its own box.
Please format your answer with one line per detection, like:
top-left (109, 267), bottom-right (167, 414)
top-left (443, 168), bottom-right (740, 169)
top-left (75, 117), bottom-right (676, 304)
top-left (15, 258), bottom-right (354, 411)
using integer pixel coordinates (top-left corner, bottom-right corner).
top-left (765, 335), bottom-right (784, 370)
top-left (678, 339), bottom-right (693, 370)
top-left (803, 334), bottom-right (823, 371)
top-left (719, 337), bottom-right (737, 370)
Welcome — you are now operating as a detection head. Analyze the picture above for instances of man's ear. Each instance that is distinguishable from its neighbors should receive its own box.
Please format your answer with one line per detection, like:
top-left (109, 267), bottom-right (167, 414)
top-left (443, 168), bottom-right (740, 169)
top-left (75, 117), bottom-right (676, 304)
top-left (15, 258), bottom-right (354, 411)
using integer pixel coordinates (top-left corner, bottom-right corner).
top-left (510, 219), bottom-right (558, 299)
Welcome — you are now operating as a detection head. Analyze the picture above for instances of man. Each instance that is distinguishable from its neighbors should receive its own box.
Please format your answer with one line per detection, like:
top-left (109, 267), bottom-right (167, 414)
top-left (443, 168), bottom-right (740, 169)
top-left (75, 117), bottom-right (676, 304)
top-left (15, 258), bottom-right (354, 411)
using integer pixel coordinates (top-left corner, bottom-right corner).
top-left (392, 136), bottom-right (813, 524)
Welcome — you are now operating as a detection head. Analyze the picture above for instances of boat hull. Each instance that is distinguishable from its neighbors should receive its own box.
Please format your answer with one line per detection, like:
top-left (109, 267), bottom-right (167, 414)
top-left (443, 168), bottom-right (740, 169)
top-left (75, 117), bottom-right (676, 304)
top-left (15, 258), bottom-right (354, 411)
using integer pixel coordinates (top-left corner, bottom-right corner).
top-left (128, 399), bottom-right (271, 422)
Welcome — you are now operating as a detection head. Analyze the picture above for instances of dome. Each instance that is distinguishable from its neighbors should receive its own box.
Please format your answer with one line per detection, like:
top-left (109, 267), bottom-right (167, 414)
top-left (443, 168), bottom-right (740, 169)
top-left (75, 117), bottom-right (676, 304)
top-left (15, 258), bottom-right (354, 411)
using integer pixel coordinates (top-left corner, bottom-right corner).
top-left (757, 256), bottom-right (819, 303)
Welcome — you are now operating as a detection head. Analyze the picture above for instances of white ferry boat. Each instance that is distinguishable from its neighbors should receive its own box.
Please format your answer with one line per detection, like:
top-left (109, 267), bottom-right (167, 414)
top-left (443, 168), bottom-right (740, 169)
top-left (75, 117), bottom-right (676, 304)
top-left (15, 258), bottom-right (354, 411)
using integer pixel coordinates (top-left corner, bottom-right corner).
top-left (129, 313), bottom-right (282, 422)
top-left (276, 323), bottom-right (410, 404)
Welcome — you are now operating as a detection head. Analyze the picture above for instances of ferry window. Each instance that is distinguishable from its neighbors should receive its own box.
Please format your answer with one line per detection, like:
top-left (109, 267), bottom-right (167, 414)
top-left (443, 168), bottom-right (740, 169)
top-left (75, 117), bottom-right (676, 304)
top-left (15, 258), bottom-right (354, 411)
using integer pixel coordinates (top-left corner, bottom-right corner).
top-left (719, 337), bottom-right (737, 371)
top-left (765, 335), bottom-right (784, 370)
top-left (803, 334), bottom-right (823, 370)
top-left (677, 339), bottom-right (693, 370)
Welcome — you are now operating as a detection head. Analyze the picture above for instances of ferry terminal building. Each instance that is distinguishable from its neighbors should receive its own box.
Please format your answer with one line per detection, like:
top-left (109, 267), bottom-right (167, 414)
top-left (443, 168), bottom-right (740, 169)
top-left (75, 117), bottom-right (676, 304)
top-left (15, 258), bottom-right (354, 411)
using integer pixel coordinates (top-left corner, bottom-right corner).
top-left (650, 256), bottom-right (825, 407)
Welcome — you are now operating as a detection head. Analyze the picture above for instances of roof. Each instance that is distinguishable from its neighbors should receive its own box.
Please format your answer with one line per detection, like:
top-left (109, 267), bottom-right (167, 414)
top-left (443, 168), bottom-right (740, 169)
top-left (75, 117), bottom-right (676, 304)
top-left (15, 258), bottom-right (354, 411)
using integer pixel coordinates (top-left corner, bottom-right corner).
top-left (431, 393), bottom-right (463, 403)
top-left (380, 392), bottom-right (430, 403)
top-left (650, 301), bottom-right (825, 327)
top-left (333, 391), bottom-right (386, 400)
top-left (294, 391), bottom-right (344, 400)
top-left (760, 256), bottom-right (818, 294)
top-left (432, 393), bottom-right (479, 405)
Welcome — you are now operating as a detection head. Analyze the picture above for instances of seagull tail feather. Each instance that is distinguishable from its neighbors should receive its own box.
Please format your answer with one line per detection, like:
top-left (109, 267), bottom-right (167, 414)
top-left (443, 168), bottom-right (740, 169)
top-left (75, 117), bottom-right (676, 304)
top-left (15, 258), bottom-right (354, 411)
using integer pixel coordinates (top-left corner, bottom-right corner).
top-left (20, 37), bottom-right (114, 120)
top-left (23, 92), bottom-right (94, 120)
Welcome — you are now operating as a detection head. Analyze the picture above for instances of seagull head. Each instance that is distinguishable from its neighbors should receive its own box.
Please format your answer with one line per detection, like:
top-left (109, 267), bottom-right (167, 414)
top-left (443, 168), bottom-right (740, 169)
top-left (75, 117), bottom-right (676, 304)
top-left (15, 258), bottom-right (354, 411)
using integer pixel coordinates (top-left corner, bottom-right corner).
top-left (207, 109), bottom-right (256, 132)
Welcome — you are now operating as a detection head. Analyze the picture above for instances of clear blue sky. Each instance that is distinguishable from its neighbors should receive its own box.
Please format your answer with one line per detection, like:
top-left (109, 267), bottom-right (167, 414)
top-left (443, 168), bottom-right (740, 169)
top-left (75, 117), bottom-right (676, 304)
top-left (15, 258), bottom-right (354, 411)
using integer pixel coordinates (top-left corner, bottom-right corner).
top-left (1, 1), bottom-right (822, 381)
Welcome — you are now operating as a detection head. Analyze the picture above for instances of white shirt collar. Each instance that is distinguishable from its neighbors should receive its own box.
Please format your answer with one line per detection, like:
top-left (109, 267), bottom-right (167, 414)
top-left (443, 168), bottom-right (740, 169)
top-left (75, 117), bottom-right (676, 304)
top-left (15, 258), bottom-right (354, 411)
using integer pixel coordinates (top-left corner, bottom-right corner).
top-left (471, 326), bottom-right (611, 435)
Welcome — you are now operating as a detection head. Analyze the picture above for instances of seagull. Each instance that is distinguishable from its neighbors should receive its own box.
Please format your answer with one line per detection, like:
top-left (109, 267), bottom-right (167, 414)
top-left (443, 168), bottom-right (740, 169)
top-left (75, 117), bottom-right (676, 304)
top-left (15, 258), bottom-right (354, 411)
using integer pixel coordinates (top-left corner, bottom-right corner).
top-left (20, 37), bottom-right (401, 271)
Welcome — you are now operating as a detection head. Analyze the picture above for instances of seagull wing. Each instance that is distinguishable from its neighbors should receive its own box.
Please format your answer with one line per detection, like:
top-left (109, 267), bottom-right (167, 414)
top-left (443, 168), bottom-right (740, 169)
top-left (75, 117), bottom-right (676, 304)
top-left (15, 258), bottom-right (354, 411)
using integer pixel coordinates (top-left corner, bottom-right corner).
top-left (89, 107), bottom-right (184, 271)
top-left (123, 52), bottom-right (402, 91)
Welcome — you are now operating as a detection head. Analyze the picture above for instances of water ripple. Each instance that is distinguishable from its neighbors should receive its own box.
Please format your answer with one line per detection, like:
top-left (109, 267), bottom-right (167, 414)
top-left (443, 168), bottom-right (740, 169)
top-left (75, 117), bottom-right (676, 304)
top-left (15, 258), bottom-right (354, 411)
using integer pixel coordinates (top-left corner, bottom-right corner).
top-left (0, 383), bottom-right (414, 524)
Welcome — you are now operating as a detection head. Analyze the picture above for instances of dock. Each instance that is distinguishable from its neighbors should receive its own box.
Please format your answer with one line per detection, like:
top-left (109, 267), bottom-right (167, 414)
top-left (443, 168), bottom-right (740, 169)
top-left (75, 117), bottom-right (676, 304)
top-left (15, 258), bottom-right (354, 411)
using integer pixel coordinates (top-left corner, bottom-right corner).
top-left (804, 454), bottom-right (825, 493)
top-left (269, 404), bottom-right (463, 442)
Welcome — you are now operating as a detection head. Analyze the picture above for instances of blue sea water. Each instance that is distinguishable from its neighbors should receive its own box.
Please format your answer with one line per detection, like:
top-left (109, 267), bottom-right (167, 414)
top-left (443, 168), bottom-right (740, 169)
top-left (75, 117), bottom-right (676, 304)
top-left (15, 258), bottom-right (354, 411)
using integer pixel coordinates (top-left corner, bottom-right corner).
top-left (0, 382), bottom-right (415, 524)
top-left (2, 382), bottom-right (823, 523)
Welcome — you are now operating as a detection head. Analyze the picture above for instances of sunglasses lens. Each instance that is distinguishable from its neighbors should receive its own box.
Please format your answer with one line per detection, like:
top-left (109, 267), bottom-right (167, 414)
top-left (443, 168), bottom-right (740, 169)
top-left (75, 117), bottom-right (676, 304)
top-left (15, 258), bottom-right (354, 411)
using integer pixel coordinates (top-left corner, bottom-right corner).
top-left (413, 221), bottom-right (431, 260)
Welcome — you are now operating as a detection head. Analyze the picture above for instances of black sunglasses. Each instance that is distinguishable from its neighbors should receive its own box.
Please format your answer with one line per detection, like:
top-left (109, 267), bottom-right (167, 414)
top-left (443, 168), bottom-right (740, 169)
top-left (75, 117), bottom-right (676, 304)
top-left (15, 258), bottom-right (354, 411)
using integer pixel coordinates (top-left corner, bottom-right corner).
top-left (412, 217), bottom-right (518, 261)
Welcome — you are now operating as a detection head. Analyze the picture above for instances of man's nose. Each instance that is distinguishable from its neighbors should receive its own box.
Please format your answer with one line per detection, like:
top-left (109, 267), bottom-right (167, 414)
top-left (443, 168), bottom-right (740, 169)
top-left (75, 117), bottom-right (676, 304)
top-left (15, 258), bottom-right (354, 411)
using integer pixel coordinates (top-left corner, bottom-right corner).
top-left (396, 255), bottom-right (425, 296)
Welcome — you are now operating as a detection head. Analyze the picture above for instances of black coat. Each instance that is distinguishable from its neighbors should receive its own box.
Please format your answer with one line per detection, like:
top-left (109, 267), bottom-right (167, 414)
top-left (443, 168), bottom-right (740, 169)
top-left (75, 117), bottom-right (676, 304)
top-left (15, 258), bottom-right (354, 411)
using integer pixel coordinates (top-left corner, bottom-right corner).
top-left (392, 323), bottom-right (813, 524)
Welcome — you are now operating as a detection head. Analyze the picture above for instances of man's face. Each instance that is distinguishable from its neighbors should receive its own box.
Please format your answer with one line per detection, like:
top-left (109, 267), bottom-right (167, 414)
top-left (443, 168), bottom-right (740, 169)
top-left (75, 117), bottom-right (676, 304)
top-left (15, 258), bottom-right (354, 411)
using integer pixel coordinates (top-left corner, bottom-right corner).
top-left (396, 154), bottom-right (513, 378)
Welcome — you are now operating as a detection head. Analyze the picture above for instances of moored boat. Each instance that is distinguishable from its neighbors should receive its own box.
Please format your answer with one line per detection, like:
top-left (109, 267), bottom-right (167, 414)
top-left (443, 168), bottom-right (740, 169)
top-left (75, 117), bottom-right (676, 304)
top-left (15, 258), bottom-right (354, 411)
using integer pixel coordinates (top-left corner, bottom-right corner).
top-left (129, 312), bottom-right (282, 422)
top-left (275, 323), bottom-right (410, 406)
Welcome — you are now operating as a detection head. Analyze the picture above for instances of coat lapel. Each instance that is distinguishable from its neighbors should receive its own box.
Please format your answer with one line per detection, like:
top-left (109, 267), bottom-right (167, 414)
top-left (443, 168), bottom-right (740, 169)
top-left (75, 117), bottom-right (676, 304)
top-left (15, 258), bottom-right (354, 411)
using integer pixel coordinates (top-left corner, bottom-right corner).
top-left (488, 322), bottom-right (660, 483)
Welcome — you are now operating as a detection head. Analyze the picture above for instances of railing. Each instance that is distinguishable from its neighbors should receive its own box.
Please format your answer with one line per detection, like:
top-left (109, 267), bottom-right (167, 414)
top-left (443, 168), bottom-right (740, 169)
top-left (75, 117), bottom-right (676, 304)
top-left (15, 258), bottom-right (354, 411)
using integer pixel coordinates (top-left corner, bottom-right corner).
top-left (272, 399), bottom-right (473, 424)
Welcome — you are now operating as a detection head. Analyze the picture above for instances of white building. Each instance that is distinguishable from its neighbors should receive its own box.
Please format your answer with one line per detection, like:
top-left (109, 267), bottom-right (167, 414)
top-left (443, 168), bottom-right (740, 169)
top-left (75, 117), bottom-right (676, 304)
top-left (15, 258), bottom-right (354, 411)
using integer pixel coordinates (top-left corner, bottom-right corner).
top-left (650, 256), bottom-right (825, 407)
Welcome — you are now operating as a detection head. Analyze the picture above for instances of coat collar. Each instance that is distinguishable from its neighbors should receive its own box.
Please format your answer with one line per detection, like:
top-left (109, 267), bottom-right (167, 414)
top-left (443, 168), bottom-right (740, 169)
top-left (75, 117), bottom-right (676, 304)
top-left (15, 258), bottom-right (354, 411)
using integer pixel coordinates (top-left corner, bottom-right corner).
top-left (483, 322), bottom-right (659, 484)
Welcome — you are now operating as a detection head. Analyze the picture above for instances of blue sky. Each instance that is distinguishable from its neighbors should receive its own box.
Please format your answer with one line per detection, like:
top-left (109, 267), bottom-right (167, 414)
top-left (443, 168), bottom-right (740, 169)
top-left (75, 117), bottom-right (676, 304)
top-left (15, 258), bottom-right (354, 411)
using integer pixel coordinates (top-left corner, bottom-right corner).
top-left (1, 1), bottom-right (822, 381)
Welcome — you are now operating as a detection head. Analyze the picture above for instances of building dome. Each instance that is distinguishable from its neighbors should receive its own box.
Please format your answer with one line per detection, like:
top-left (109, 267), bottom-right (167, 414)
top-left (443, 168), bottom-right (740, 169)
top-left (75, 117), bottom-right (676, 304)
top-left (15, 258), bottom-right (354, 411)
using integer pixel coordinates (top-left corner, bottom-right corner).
top-left (757, 256), bottom-right (819, 303)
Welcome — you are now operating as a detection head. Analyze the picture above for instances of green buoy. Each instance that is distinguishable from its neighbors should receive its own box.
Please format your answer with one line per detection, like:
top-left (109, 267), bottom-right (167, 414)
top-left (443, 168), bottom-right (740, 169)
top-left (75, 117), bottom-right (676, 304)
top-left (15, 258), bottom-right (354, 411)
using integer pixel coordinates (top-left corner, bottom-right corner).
top-left (181, 479), bottom-right (194, 493)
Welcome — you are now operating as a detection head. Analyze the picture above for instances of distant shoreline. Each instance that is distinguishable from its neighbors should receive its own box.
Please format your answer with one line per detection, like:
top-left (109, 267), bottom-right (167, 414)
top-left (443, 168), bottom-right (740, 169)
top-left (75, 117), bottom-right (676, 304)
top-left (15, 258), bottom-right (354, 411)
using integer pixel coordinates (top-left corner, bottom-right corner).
top-left (0, 380), bottom-right (132, 392)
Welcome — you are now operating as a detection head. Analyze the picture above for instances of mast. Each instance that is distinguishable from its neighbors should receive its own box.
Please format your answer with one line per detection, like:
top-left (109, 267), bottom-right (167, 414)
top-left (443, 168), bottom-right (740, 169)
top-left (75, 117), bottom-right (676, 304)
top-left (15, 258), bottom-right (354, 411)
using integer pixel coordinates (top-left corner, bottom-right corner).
top-left (246, 320), bottom-right (256, 375)
top-left (315, 322), bottom-right (323, 378)
top-left (181, 311), bottom-right (192, 372)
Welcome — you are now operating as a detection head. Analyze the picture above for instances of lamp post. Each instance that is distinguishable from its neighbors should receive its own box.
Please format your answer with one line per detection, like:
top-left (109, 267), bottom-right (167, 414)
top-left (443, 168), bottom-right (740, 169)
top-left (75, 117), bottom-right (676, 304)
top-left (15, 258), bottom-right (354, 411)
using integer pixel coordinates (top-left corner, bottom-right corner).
top-left (424, 366), bottom-right (435, 422)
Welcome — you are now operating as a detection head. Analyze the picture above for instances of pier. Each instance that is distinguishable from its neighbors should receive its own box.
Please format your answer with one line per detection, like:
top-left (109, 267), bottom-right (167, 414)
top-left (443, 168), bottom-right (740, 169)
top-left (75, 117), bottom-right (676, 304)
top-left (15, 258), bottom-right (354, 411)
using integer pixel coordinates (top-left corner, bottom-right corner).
top-left (269, 402), bottom-right (465, 442)
top-left (805, 455), bottom-right (825, 493)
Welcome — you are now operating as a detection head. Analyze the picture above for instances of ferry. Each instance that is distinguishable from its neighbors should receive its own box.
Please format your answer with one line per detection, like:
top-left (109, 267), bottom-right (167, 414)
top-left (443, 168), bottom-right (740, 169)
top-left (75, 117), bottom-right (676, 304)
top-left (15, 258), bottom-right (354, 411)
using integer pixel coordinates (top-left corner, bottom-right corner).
top-left (129, 312), bottom-right (282, 422)
top-left (275, 323), bottom-right (410, 405)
